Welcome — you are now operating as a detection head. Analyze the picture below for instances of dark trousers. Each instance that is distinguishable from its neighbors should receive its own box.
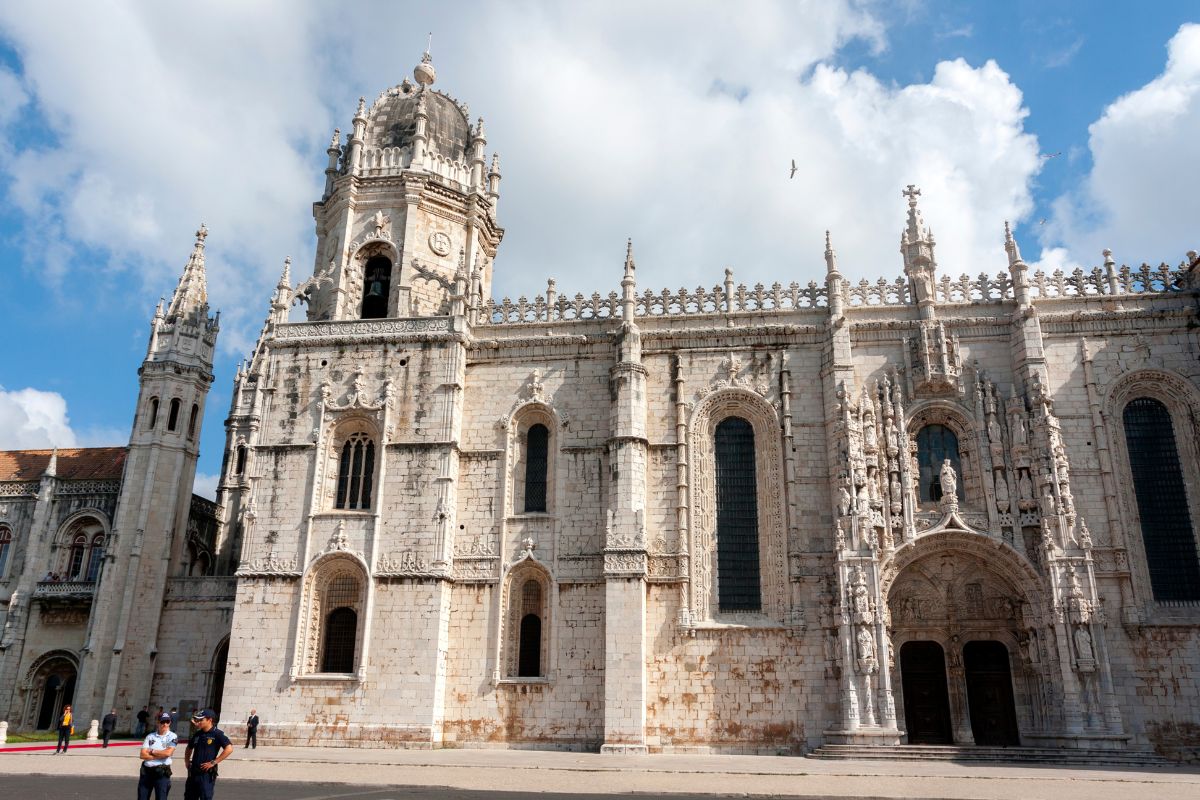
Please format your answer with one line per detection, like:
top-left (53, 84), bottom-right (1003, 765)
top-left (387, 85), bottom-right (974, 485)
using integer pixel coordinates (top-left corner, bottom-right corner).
top-left (55, 726), bottom-right (70, 752)
top-left (138, 766), bottom-right (172, 799)
top-left (102, 729), bottom-right (113, 747)
top-left (246, 727), bottom-right (257, 748)
top-left (135, 721), bottom-right (147, 737)
top-left (183, 770), bottom-right (216, 800)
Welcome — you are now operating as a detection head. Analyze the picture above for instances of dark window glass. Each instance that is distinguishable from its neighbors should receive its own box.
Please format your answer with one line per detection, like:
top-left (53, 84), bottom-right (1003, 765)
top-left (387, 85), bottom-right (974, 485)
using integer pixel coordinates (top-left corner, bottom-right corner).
top-left (321, 607), bottom-right (358, 673)
top-left (235, 446), bottom-right (247, 477)
top-left (715, 417), bottom-right (761, 612)
top-left (336, 434), bottom-right (375, 510)
top-left (167, 398), bottom-right (181, 431)
top-left (188, 404), bottom-right (199, 439)
top-left (916, 424), bottom-right (963, 503)
top-left (1123, 397), bottom-right (1200, 602)
top-left (69, 534), bottom-right (87, 579)
top-left (360, 256), bottom-right (392, 319)
top-left (147, 398), bottom-right (159, 430)
top-left (518, 614), bottom-right (542, 677)
top-left (85, 534), bottom-right (105, 582)
top-left (524, 424), bottom-right (549, 512)
top-left (0, 526), bottom-right (12, 575)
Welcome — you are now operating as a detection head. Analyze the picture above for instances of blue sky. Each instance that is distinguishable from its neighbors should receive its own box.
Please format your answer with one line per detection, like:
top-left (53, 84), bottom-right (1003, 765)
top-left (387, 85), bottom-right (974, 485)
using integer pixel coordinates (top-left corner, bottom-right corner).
top-left (0, 1), bottom-right (1197, 496)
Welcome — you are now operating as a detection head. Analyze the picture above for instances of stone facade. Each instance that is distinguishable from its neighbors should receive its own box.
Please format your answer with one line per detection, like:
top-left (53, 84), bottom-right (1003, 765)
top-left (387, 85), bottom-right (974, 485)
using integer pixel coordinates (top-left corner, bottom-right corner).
top-left (4, 53), bottom-right (1200, 762)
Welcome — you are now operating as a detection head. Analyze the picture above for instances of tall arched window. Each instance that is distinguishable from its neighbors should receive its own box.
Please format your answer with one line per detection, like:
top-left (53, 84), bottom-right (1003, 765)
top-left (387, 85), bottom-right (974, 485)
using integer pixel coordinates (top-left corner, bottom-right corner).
top-left (360, 255), bottom-right (392, 319)
top-left (0, 525), bottom-right (12, 576)
top-left (234, 445), bottom-right (247, 477)
top-left (518, 580), bottom-right (543, 677)
top-left (335, 433), bottom-right (375, 510)
top-left (167, 398), bottom-right (181, 431)
top-left (68, 534), bottom-right (87, 579)
top-left (188, 404), bottom-right (199, 439)
top-left (1123, 397), bottom-right (1200, 602)
top-left (85, 534), bottom-right (105, 582)
top-left (523, 424), bottom-right (549, 512)
top-left (320, 574), bottom-right (361, 673)
top-left (146, 398), bottom-right (159, 430)
top-left (715, 417), bottom-right (760, 612)
top-left (916, 424), bottom-right (964, 503)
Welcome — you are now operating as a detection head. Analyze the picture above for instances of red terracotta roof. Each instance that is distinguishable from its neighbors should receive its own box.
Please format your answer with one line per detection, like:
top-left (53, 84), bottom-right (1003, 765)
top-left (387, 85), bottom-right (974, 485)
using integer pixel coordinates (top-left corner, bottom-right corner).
top-left (0, 447), bottom-right (128, 481)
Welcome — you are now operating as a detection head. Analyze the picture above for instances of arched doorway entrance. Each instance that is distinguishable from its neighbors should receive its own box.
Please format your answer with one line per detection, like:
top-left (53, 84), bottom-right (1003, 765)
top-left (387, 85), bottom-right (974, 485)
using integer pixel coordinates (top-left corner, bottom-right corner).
top-left (964, 641), bottom-right (1019, 746)
top-left (208, 639), bottom-right (229, 718)
top-left (899, 641), bottom-right (953, 744)
top-left (30, 655), bottom-right (77, 730)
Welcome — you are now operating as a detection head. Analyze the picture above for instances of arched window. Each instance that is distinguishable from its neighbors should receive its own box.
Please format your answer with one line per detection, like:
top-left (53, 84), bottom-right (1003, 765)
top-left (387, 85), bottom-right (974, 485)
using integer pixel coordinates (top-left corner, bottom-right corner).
top-left (517, 580), bottom-right (543, 677)
top-left (68, 534), bottom-right (87, 579)
top-left (0, 525), bottom-right (12, 576)
top-left (146, 398), bottom-right (159, 430)
top-left (715, 417), bottom-right (760, 612)
top-left (360, 255), bottom-right (392, 319)
top-left (335, 433), bottom-right (375, 510)
top-left (523, 424), bottom-right (549, 512)
top-left (320, 574), bottom-right (361, 673)
top-left (188, 404), bottom-right (199, 439)
top-left (167, 398), bottom-right (181, 431)
top-left (1123, 397), bottom-right (1200, 602)
top-left (916, 424), bottom-right (964, 503)
top-left (235, 445), bottom-right (247, 477)
top-left (84, 534), bottom-right (105, 582)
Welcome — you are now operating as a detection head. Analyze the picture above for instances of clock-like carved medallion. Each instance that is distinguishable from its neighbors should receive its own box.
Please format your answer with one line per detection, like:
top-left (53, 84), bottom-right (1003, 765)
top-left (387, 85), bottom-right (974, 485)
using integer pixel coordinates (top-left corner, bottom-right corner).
top-left (428, 231), bottom-right (452, 257)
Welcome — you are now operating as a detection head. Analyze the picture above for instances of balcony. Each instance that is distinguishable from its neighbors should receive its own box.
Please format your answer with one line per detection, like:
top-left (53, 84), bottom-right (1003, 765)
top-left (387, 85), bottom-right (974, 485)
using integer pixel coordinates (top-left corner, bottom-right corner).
top-left (33, 580), bottom-right (95, 604)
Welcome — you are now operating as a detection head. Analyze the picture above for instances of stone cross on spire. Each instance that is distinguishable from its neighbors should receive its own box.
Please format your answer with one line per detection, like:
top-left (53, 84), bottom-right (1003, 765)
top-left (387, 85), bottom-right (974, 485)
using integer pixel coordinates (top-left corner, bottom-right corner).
top-left (167, 223), bottom-right (210, 319)
top-left (902, 184), bottom-right (927, 244)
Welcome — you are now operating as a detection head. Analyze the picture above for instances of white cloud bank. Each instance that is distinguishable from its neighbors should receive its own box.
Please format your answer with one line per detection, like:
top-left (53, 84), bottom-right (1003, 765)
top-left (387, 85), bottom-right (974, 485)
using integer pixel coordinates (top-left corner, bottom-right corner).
top-left (1046, 23), bottom-right (1200, 269)
top-left (0, 386), bottom-right (78, 449)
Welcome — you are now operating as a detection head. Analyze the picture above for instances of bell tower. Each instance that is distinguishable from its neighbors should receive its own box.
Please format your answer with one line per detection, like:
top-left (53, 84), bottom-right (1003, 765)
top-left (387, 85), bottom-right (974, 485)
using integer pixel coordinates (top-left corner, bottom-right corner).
top-left (306, 50), bottom-right (504, 321)
top-left (73, 226), bottom-right (218, 718)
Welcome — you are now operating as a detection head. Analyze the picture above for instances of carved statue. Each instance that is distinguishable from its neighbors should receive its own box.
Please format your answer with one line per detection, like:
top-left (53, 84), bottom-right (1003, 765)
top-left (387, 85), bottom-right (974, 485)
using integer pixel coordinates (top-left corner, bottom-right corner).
top-left (987, 416), bottom-right (1002, 444)
top-left (838, 485), bottom-right (852, 517)
top-left (834, 521), bottom-right (846, 552)
top-left (856, 626), bottom-right (875, 662)
top-left (1013, 415), bottom-right (1028, 446)
top-left (994, 471), bottom-right (1011, 512)
top-left (1039, 485), bottom-right (1057, 518)
top-left (1074, 625), bottom-right (1094, 661)
top-left (851, 567), bottom-right (871, 615)
top-left (939, 459), bottom-right (957, 501)
top-left (1018, 470), bottom-right (1034, 502)
top-left (864, 418), bottom-right (878, 450)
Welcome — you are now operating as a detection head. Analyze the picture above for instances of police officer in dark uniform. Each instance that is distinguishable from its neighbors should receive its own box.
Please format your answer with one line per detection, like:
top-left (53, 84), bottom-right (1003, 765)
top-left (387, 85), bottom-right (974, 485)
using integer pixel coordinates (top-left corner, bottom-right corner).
top-left (183, 709), bottom-right (233, 800)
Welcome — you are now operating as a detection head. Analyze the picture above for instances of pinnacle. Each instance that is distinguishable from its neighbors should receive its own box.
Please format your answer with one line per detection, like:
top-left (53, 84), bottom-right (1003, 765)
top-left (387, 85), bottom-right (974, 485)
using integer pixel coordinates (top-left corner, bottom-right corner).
top-left (167, 223), bottom-right (210, 319)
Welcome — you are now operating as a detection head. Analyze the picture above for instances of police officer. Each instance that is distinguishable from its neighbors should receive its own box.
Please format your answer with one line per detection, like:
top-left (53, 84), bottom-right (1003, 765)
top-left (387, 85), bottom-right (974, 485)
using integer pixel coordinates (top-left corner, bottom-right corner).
top-left (138, 712), bottom-right (178, 800)
top-left (183, 709), bottom-right (233, 800)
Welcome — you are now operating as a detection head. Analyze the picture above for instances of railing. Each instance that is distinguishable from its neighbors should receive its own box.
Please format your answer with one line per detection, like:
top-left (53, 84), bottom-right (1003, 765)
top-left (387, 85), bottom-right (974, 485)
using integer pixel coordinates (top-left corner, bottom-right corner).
top-left (33, 580), bottom-right (95, 598)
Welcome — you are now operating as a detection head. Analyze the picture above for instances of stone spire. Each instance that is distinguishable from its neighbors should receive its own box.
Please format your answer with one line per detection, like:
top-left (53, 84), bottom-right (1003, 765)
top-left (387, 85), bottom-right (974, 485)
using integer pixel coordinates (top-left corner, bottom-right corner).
top-left (1006, 222), bottom-right (1031, 307)
top-left (167, 224), bottom-right (209, 319)
top-left (899, 186), bottom-right (937, 318)
top-left (270, 257), bottom-right (293, 324)
top-left (1004, 221), bottom-right (1024, 267)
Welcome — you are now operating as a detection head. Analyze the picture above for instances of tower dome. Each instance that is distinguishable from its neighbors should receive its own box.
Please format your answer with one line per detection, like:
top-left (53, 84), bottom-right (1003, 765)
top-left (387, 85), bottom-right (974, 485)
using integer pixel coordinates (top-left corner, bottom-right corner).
top-left (363, 82), bottom-right (471, 161)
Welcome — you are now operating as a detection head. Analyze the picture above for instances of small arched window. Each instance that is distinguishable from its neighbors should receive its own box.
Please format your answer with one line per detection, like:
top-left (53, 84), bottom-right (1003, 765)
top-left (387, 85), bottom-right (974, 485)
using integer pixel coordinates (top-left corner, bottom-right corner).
top-left (523, 424), bottom-right (549, 513)
top-left (1123, 397), bottom-right (1200, 602)
top-left (146, 398), bottom-right (159, 430)
top-left (167, 398), bottom-right (181, 431)
top-left (235, 445), bottom-right (247, 477)
top-left (187, 404), bottom-right (199, 439)
top-left (85, 534), bottom-right (105, 582)
top-left (715, 417), bottom-right (760, 612)
top-left (68, 534), bottom-right (88, 579)
top-left (518, 580), bottom-right (543, 677)
top-left (916, 424), bottom-right (964, 503)
top-left (505, 570), bottom-right (549, 679)
top-left (336, 433), bottom-right (375, 510)
top-left (320, 574), bottom-right (361, 673)
top-left (0, 525), bottom-right (12, 576)
top-left (360, 255), bottom-right (392, 319)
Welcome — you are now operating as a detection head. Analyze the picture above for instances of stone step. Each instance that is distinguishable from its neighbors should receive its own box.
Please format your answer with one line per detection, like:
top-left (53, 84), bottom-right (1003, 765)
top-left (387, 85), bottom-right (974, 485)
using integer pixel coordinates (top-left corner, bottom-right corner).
top-left (808, 744), bottom-right (1172, 767)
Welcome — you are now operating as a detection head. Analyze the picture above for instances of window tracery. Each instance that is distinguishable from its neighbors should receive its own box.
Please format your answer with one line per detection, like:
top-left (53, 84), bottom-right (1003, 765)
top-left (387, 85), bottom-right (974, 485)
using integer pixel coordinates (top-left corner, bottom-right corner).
top-left (297, 556), bottom-right (367, 676)
top-left (335, 432), bottom-right (376, 510)
top-left (507, 406), bottom-right (558, 517)
top-left (502, 562), bottom-right (550, 679)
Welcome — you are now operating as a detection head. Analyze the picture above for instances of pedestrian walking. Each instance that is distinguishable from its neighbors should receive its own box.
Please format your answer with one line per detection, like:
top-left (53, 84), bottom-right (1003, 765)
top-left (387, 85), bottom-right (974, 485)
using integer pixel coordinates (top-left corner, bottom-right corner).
top-left (136, 706), bottom-right (151, 738)
top-left (245, 709), bottom-right (259, 749)
top-left (138, 712), bottom-right (178, 800)
top-left (169, 707), bottom-right (179, 733)
top-left (102, 708), bottom-right (119, 747)
top-left (183, 709), bottom-right (233, 800)
top-left (54, 704), bottom-right (73, 753)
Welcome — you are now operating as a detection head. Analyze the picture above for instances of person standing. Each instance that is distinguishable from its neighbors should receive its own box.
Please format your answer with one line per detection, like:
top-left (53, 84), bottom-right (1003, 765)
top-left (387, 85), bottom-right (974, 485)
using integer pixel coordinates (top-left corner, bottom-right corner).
top-left (136, 706), bottom-right (151, 738)
top-left (245, 709), bottom-right (259, 749)
top-left (169, 707), bottom-right (179, 733)
top-left (138, 712), bottom-right (178, 800)
top-left (102, 708), bottom-right (119, 748)
top-left (183, 709), bottom-right (233, 800)
top-left (54, 704), bottom-right (73, 753)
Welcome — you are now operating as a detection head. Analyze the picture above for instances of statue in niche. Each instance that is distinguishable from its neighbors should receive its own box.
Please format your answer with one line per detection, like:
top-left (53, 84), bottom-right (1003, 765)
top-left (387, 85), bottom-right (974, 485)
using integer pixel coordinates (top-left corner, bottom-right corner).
top-left (994, 471), bottom-right (1011, 512)
top-left (1018, 470), bottom-right (1034, 502)
top-left (1013, 415), bottom-right (1028, 446)
top-left (1039, 484), bottom-right (1057, 518)
top-left (939, 459), bottom-right (957, 501)
top-left (885, 418), bottom-right (897, 454)
top-left (856, 626), bottom-right (876, 662)
top-left (838, 485), bottom-right (852, 517)
top-left (1074, 625), bottom-right (1094, 661)
top-left (864, 418), bottom-right (877, 450)
top-left (889, 475), bottom-right (902, 513)
top-left (988, 415), bottom-right (1002, 444)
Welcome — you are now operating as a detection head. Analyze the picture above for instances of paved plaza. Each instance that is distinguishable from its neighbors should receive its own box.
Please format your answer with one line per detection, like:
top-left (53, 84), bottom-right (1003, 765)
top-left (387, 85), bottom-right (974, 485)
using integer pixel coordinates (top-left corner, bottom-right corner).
top-left (2, 742), bottom-right (1198, 799)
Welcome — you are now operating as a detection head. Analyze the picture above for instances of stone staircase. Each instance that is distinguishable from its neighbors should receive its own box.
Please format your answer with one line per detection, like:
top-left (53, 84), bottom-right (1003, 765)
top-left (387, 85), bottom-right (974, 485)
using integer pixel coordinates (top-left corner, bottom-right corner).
top-left (808, 744), bottom-right (1173, 767)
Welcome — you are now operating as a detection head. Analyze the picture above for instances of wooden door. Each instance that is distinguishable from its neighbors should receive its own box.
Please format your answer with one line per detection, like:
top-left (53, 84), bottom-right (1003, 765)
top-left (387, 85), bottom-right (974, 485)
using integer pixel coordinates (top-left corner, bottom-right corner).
top-left (964, 641), bottom-right (1020, 746)
top-left (900, 641), bottom-right (954, 744)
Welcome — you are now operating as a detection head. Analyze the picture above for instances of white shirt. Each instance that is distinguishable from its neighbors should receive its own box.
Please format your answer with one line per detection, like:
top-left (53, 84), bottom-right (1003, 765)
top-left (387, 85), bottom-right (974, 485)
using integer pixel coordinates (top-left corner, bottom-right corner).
top-left (142, 730), bottom-right (178, 766)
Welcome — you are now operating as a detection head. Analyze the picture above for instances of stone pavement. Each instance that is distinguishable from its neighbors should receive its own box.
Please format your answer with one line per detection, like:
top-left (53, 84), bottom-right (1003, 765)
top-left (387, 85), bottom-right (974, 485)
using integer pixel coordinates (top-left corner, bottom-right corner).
top-left (2, 743), bottom-right (1199, 799)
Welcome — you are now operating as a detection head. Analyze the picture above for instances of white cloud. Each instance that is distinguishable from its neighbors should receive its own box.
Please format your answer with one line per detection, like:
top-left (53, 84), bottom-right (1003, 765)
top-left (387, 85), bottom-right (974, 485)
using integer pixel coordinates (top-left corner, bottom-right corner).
top-left (192, 472), bottom-right (219, 501)
top-left (0, 386), bottom-right (79, 449)
top-left (0, 0), bottom-right (1045, 357)
top-left (1046, 23), bottom-right (1200, 269)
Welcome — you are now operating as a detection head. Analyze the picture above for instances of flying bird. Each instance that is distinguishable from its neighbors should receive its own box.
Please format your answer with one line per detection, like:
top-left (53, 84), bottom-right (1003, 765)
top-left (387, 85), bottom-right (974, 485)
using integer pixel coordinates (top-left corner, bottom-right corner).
top-left (1039, 219), bottom-right (1047, 225)
top-left (1040, 152), bottom-right (1062, 160)
top-left (790, 159), bottom-right (798, 179)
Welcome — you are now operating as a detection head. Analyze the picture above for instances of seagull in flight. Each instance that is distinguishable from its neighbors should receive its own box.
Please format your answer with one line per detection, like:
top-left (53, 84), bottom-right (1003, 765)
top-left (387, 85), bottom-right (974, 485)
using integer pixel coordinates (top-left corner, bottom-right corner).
top-left (1040, 151), bottom-right (1062, 160)
top-left (790, 159), bottom-right (798, 179)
